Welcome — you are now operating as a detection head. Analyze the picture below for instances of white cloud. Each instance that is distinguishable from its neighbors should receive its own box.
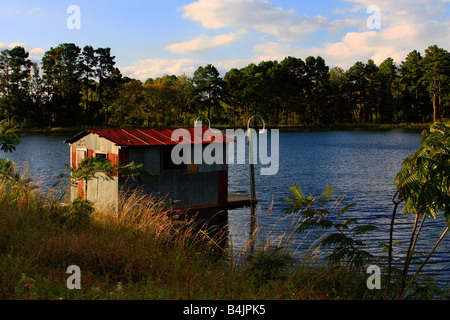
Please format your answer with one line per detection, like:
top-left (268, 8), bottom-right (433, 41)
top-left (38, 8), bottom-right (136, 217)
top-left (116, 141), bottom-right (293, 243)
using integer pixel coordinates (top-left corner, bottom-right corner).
top-left (5, 7), bottom-right (41, 16)
top-left (214, 57), bottom-right (255, 72)
top-left (181, 0), bottom-right (337, 41)
top-left (29, 47), bottom-right (45, 61)
top-left (251, 0), bottom-right (450, 69)
top-left (166, 29), bottom-right (247, 55)
top-left (5, 42), bottom-right (27, 48)
top-left (27, 7), bottom-right (41, 15)
top-left (253, 19), bottom-right (450, 70)
top-left (120, 56), bottom-right (262, 80)
top-left (116, 0), bottom-right (450, 80)
top-left (120, 54), bottom-right (264, 79)
top-left (119, 58), bottom-right (203, 80)
top-left (333, 0), bottom-right (450, 66)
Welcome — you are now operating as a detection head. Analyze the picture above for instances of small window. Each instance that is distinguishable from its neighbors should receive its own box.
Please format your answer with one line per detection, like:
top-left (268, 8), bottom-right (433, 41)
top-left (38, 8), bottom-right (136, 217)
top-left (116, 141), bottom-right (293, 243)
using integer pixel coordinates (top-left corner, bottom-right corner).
top-left (162, 146), bottom-right (184, 172)
top-left (95, 153), bottom-right (107, 159)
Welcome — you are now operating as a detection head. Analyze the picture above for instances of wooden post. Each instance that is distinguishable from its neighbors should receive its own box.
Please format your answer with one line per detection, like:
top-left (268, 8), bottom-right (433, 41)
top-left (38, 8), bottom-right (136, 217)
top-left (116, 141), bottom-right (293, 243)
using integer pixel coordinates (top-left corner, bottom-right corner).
top-left (248, 127), bottom-right (257, 207)
top-left (248, 122), bottom-right (256, 252)
top-left (247, 115), bottom-right (264, 252)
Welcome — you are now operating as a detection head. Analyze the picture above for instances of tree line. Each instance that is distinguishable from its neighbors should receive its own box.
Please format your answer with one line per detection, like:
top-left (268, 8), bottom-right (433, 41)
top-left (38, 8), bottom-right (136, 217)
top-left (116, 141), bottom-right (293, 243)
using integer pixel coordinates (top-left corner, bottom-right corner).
top-left (0, 43), bottom-right (449, 129)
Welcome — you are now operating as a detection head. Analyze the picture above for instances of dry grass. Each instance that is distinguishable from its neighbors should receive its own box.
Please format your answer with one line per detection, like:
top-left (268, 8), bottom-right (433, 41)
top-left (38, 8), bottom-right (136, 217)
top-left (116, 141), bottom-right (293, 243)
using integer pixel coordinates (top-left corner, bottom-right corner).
top-left (0, 170), bottom-right (376, 300)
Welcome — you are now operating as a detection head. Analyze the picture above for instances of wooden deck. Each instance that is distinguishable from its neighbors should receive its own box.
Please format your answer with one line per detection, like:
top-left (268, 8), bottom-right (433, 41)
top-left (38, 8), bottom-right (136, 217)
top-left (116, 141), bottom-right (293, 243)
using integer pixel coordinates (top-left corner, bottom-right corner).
top-left (227, 193), bottom-right (258, 208)
top-left (174, 193), bottom-right (257, 213)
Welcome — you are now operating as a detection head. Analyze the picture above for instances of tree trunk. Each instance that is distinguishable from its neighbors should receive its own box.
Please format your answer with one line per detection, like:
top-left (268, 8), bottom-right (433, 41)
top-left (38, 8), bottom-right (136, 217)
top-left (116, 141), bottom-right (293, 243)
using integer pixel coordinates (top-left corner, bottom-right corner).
top-left (433, 92), bottom-right (437, 122)
top-left (385, 197), bottom-right (401, 298)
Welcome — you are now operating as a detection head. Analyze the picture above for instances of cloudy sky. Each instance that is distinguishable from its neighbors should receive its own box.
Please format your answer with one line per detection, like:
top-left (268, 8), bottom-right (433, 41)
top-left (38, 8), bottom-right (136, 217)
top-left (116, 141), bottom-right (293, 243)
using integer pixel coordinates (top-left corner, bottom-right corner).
top-left (1, 0), bottom-right (450, 80)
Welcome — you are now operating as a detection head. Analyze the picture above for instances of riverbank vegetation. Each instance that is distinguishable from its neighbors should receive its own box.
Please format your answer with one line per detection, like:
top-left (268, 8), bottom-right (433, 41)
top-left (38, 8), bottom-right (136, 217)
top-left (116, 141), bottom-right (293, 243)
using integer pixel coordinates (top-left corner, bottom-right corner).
top-left (0, 148), bottom-right (376, 300)
top-left (0, 43), bottom-right (449, 131)
top-left (0, 121), bottom-right (448, 300)
top-left (387, 120), bottom-right (449, 299)
top-left (0, 164), bottom-right (445, 300)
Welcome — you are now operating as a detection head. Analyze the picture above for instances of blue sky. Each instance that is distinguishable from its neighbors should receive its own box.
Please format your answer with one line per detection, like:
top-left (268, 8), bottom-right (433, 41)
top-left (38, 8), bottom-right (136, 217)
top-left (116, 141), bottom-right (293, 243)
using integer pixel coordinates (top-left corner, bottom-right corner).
top-left (1, 0), bottom-right (450, 80)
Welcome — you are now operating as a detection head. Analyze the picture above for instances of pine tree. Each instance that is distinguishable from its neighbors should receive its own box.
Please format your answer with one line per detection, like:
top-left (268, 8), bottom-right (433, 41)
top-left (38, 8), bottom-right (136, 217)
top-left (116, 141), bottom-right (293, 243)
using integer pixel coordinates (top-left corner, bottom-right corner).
top-left (419, 45), bottom-right (450, 122)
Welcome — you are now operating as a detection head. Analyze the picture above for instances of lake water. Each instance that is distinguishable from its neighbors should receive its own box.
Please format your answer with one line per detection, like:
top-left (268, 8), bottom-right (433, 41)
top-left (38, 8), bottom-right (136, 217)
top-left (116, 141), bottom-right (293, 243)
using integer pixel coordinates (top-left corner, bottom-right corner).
top-left (3, 130), bottom-right (449, 288)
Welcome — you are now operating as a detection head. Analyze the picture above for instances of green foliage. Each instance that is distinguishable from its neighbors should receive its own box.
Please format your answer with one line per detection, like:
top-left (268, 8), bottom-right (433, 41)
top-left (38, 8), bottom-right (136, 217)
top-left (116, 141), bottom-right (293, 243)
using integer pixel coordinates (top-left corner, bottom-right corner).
top-left (45, 197), bottom-right (95, 229)
top-left (245, 246), bottom-right (294, 282)
top-left (386, 120), bottom-right (450, 299)
top-left (0, 120), bottom-right (20, 153)
top-left (419, 45), bottom-right (450, 121)
top-left (0, 128), bottom-right (36, 205)
top-left (0, 46), bottom-right (34, 125)
top-left (395, 120), bottom-right (450, 218)
top-left (0, 158), bottom-right (18, 180)
top-left (192, 64), bottom-right (223, 122)
top-left (61, 197), bottom-right (95, 229)
top-left (56, 156), bottom-right (148, 189)
top-left (0, 158), bottom-right (35, 206)
top-left (3, 43), bottom-right (449, 129)
top-left (283, 184), bottom-right (378, 271)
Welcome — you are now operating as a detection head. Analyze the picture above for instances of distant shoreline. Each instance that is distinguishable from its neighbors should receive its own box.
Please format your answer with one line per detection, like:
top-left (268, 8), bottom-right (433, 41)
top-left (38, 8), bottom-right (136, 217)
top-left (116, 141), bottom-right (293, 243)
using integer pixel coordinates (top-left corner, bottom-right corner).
top-left (214, 122), bottom-right (430, 132)
top-left (14, 122), bottom-right (430, 135)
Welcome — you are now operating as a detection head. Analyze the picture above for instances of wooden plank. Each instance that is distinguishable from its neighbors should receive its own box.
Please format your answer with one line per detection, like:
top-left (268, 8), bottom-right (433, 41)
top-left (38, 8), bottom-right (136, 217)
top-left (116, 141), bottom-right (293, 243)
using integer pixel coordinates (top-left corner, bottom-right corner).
top-left (172, 193), bottom-right (257, 212)
top-left (227, 193), bottom-right (257, 207)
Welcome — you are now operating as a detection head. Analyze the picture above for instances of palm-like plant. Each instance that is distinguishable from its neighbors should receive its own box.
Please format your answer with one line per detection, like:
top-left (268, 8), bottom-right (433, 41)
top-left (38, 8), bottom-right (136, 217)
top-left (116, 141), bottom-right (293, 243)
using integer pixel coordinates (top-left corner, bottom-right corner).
top-left (386, 120), bottom-right (450, 298)
top-left (283, 185), bottom-right (378, 272)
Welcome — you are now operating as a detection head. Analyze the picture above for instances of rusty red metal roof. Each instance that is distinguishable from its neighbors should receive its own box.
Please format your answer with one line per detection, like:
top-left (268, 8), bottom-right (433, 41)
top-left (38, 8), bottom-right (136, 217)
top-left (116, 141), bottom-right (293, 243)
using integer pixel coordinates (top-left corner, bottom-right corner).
top-left (64, 127), bottom-right (235, 146)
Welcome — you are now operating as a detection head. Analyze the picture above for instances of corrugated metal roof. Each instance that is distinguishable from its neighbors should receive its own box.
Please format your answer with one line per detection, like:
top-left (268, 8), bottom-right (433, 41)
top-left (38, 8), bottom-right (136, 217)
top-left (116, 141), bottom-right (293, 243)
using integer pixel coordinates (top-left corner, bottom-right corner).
top-left (64, 127), bottom-right (235, 146)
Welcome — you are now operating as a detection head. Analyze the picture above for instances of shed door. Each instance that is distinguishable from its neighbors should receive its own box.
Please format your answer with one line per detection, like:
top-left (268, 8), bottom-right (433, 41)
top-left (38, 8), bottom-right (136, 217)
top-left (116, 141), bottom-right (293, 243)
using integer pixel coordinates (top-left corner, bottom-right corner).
top-left (76, 149), bottom-right (86, 198)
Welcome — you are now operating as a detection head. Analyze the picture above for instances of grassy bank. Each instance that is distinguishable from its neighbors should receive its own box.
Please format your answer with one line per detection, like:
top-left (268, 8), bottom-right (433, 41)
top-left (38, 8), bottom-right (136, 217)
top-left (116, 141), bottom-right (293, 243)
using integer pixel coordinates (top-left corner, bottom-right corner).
top-left (2, 157), bottom-right (448, 300)
top-left (13, 122), bottom-right (431, 135)
top-left (3, 122), bottom-right (448, 301)
top-left (0, 172), bottom-right (383, 300)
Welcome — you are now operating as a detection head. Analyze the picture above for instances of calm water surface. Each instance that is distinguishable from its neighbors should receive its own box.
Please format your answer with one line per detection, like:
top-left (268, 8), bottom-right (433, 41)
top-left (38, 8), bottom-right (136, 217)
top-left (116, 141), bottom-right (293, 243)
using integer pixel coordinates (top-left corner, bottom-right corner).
top-left (3, 130), bottom-right (449, 287)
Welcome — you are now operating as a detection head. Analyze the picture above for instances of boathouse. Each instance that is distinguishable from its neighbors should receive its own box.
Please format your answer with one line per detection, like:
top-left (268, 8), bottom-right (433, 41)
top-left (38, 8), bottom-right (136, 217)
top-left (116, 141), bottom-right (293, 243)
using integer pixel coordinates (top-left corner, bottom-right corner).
top-left (64, 127), bottom-right (254, 212)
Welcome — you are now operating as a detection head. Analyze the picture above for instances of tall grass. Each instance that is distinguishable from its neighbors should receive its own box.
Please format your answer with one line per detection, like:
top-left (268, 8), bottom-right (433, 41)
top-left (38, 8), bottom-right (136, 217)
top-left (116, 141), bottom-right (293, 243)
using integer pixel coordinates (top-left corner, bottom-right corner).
top-left (0, 167), bottom-right (383, 300)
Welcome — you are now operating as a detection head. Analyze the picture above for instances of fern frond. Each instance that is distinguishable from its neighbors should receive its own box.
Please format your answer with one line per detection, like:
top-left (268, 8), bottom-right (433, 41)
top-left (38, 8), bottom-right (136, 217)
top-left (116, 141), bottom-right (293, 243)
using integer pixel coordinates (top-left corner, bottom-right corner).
top-left (351, 225), bottom-right (378, 236)
top-left (317, 185), bottom-right (335, 208)
top-left (320, 233), bottom-right (350, 247)
top-left (337, 202), bottom-right (357, 217)
top-left (335, 218), bottom-right (357, 230)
